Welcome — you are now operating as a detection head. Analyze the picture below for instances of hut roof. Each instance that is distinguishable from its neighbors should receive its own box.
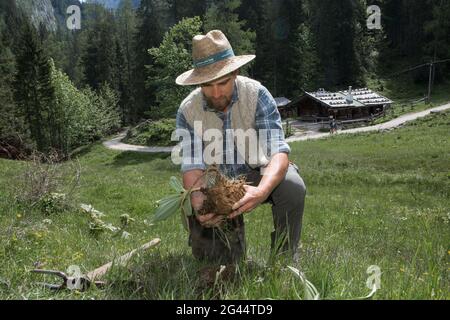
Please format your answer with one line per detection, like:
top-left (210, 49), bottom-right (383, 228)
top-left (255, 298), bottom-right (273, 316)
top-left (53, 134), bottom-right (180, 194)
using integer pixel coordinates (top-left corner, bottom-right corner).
top-left (304, 88), bottom-right (392, 109)
top-left (274, 97), bottom-right (291, 107)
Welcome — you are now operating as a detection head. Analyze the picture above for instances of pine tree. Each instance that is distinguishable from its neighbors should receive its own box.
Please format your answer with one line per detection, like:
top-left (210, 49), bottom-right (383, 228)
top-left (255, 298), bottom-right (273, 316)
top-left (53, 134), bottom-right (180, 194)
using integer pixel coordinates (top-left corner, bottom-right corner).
top-left (117, 0), bottom-right (137, 124)
top-left (0, 0), bottom-right (26, 53)
top-left (170, 0), bottom-right (207, 21)
top-left (252, 0), bottom-right (275, 91)
top-left (425, 0), bottom-right (450, 81)
top-left (112, 38), bottom-right (127, 123)
top-left (274, 0), bottom-right (307, 97)
top-left (0, 14), bottom-right (16, 107)
top-left (0, 13), bottom-right (26, 158)
top-left (382, 0), bottom-right (433, 60)
top-left (308, 0), bottom-right (365, 89)
top-left (204, 0), bottom-right (255, 57)
top-left (132, 0), bottom-right (164, 123)
top-left (65, 28), bottom-right (85, 87)
top-left (203, 0), bottom-right (256, 80)
top-left (288, 23), bottom-right (320, 95)
top-left (239, 0), bottom-right (304, 96)
top-left (14, 20), bottom-right (56, 153)
top-left (236, 0), bottom-right (260, 32)
top-left (82, 9), bottom-right (117, 90)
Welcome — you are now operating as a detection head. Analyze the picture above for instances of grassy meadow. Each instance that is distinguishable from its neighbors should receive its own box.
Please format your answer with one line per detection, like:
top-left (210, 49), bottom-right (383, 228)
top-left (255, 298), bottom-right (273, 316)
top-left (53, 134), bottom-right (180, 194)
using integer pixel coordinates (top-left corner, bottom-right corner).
top-left (0, 110), bottom-right (449, 300)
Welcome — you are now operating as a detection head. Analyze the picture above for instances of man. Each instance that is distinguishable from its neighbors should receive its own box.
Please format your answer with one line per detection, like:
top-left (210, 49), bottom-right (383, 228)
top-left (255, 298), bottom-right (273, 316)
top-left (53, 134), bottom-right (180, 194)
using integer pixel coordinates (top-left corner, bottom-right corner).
top-left (175, 30), bottom-right (306, 264)
top-left (329, 115), bottom-right (337, 134)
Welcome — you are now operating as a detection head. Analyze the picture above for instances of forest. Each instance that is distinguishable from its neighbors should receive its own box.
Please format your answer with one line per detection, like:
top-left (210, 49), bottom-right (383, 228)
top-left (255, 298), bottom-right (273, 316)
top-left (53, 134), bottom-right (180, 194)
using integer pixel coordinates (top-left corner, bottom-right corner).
top-left (1, 0), bottom-right (449, 158)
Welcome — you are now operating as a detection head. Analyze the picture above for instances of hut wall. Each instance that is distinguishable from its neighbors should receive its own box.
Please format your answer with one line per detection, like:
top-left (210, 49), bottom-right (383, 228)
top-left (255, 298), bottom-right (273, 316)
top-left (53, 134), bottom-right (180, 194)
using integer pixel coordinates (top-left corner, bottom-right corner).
top-left (296, 100), bottom-right (319, 117)
top-left (294, 97), bottom-right (390, 120)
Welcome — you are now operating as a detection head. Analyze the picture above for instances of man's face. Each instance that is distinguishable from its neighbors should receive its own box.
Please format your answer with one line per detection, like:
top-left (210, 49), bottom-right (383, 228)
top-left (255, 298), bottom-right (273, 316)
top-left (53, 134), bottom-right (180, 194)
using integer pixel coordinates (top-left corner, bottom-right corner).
top-left (201, 72), bottom-right (237, 112)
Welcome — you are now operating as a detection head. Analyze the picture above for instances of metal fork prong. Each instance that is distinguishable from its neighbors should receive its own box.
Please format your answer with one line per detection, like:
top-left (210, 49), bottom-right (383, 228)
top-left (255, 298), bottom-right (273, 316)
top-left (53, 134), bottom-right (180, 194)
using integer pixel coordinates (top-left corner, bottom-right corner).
top-left (35, 282), bottom-right (64, 290)
top-left (31, 269), bottom-right (67, 280)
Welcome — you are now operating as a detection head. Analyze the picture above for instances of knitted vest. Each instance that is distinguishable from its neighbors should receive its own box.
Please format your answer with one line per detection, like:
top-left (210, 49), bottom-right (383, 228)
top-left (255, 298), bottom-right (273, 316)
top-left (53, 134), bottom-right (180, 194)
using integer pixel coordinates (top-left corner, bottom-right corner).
top-left (180, 76), bottom-right (269, 168)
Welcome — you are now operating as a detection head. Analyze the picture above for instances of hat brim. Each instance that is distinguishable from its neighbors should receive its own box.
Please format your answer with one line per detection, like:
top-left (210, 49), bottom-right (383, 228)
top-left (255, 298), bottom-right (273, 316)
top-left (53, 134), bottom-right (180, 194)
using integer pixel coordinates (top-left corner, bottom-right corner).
top-left (176, 55), bottom-right (255, 86)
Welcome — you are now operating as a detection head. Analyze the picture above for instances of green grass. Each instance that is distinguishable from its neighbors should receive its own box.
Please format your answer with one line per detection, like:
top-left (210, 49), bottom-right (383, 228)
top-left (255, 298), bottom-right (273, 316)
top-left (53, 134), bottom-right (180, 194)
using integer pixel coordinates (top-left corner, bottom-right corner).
top-left (0, 111), bottom-right (449, 300)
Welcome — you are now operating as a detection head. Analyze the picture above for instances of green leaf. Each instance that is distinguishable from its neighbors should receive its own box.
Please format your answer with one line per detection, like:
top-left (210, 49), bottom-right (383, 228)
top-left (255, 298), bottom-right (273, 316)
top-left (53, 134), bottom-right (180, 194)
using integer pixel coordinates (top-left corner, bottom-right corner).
top-left (182, 195), bottom-right (193, 217)
top-left (180, 210), bottom-right (189, 232)
top-left (156, 193), bottom-right (180, 206)
top-left (153, 194), bottom-right (182, 222)
top-left (180, 195), bottom-right (192, 231)
top-left (169, 176), bottom-right (185, 193)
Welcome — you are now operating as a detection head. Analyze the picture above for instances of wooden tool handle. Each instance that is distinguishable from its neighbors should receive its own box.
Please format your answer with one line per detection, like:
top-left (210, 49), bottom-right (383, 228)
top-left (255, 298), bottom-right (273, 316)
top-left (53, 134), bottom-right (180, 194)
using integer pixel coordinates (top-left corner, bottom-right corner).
top-left (86, 238), bottom-right (161, 281)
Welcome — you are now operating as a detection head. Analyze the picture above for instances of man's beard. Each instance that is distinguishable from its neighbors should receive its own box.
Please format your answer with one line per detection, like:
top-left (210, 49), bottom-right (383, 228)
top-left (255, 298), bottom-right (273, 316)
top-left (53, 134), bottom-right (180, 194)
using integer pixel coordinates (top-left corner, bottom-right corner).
top-left (205, 95), bottom-right (232, 111)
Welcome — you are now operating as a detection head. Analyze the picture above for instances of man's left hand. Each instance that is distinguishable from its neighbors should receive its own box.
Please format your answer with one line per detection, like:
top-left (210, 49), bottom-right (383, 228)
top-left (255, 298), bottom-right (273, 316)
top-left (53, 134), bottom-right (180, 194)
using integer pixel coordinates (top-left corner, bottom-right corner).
top-left (228, 185), bottom-right (269, 219)
top-left (196, 213), bottom-right (225, 228)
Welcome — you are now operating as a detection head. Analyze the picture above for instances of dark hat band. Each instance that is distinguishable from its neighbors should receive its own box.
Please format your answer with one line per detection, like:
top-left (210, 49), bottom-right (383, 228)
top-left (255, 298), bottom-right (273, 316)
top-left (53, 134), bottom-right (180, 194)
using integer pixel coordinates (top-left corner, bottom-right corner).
top-left (193, 48), bottom-right (235, 68)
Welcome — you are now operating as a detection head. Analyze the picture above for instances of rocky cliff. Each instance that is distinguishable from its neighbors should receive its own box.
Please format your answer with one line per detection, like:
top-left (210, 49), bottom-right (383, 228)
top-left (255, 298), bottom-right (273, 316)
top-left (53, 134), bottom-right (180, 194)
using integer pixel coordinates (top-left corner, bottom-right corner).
top-left (16, 0), bottom-right (57, 32)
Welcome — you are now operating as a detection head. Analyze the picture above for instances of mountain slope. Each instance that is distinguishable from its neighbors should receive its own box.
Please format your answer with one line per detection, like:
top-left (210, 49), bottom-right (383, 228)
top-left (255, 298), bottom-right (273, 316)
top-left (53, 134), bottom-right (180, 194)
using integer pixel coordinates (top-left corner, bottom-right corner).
top-left (16, 0), bottom-right (57, 31)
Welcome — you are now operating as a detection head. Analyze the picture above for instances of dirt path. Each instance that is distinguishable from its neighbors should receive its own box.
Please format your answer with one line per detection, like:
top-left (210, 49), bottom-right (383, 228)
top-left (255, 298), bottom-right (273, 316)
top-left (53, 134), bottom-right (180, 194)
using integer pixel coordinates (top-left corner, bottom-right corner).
top-left (103, 103), bottom-right (450, 153)
top-left (102, 131), bottom-right (173, 153)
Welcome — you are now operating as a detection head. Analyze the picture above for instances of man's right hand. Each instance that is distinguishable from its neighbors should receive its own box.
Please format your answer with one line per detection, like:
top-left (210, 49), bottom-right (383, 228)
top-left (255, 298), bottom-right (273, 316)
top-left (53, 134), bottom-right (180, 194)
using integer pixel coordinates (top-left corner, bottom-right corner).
top-left (184, 169), bottom-right (224, 228)
top-left (191, 190), bottom-right (206, 212)
top-left (191, 191), bottom-right (224, 228)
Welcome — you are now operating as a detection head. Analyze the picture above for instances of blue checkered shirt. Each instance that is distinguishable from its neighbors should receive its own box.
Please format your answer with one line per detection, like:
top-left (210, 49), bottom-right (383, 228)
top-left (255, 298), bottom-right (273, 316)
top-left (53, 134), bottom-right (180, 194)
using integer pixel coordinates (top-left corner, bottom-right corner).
top-left (176, 82), bottom-right (290, 178)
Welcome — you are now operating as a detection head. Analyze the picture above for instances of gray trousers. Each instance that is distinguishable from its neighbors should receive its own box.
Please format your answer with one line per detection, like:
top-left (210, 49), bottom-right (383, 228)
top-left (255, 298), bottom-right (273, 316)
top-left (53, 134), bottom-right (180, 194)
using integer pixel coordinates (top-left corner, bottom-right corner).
top-left (188, 163), bottom-right (306, 264)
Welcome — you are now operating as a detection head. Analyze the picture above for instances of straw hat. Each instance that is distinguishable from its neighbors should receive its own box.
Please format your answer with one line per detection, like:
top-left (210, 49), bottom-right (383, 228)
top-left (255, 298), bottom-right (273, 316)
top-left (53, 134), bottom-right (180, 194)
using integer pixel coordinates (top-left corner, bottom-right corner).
top-left (175, 30), bottom-right (255, 86)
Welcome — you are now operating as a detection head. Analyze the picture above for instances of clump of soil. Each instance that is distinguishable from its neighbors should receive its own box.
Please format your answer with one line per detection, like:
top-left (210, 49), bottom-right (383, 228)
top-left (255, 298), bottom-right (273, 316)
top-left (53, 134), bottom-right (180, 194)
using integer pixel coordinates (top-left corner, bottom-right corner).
top-left (197, 166), bottom-right (246, 216)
